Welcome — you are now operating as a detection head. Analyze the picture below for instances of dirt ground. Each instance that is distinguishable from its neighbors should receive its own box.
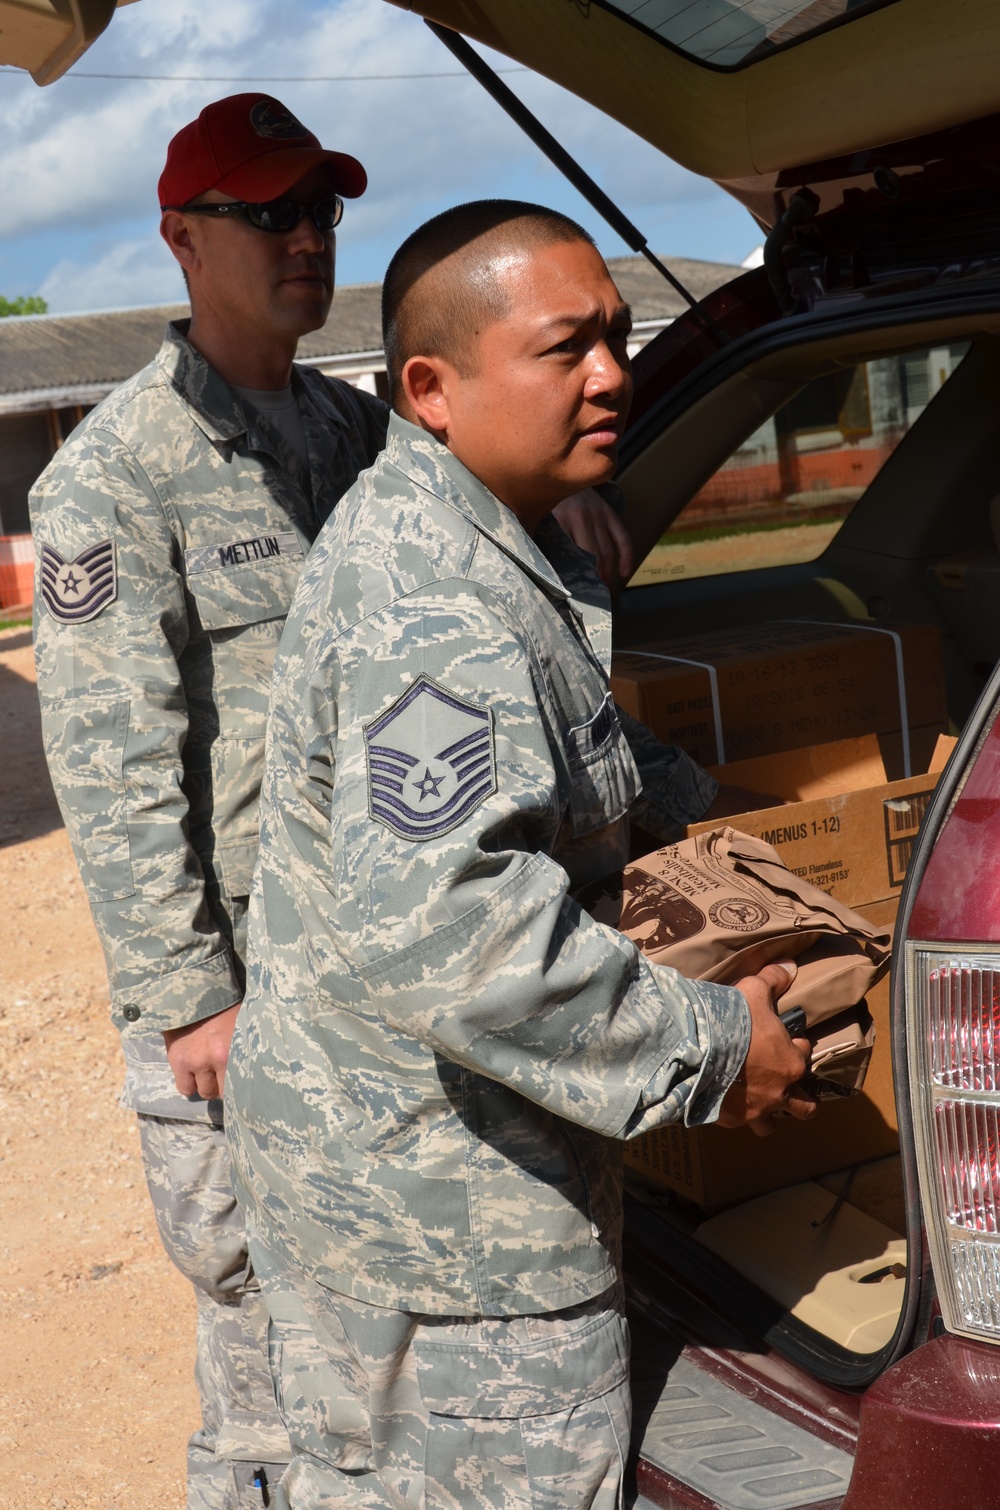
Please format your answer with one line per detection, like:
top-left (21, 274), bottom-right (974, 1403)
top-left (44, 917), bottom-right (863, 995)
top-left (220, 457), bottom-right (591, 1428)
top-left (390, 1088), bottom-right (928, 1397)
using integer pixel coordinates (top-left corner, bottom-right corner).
top-left (0, 623), bottom-right (193, 1509)
top-left (631, 519), bottom-right (841, 587)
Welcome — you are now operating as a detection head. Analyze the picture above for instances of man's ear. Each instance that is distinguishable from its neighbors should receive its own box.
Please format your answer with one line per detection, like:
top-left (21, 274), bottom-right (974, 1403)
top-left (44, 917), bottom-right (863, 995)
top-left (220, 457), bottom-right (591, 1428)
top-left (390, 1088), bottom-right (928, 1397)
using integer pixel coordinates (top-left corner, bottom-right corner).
top-left (401, 355), bottom-right (454, 436)
top-left (160, 211), bottom-right (200, 274)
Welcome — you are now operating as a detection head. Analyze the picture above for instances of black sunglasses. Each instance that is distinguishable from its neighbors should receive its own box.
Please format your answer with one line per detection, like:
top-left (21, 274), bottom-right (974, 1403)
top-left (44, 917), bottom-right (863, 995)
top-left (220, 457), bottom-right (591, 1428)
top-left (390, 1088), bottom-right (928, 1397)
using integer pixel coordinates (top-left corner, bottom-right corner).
top-left (165, 194), bottom-right (344, 234)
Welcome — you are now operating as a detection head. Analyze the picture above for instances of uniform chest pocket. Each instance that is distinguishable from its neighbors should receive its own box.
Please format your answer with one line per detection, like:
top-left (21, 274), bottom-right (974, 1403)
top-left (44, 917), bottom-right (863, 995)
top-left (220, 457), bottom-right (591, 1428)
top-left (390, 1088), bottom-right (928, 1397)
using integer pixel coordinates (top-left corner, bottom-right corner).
top-left (184, 532), bottom-right (303, 632)
top-left (563, 693), bottom-right (639, 838)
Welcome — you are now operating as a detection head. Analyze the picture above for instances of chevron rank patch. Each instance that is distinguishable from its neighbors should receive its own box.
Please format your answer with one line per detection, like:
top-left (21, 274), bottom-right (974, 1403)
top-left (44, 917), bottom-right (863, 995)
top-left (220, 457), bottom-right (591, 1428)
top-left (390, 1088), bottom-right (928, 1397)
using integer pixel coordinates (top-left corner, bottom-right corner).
top-left (39, 539), bottom-right (117, 624)
top-left (364, 675), bottom-right (497, 841)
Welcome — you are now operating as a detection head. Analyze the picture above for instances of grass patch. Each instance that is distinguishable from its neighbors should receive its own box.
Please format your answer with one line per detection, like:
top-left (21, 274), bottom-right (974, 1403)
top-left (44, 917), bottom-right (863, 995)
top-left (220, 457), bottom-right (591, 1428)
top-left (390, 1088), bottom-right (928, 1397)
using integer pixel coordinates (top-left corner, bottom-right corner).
top-left (0, 615), bottom-right (31, 631)
top-left (659, 514), bottom-right (843, 547)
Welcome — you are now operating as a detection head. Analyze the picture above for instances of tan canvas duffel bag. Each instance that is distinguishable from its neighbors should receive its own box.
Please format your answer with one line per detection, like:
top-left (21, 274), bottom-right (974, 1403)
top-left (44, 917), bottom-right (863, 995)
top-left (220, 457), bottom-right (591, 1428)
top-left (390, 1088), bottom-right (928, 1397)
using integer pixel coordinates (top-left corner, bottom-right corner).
top-left (579, 827), bottom-right (891, 1095)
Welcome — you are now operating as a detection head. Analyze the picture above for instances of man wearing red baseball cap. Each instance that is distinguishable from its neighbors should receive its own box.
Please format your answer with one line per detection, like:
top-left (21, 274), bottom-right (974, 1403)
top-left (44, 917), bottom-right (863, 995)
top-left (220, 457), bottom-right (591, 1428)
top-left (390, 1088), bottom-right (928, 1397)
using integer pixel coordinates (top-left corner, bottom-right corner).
top-left (30, 93), bottom-right (639, 1510)
top-left (31, 94), bottom-right (390, 1510)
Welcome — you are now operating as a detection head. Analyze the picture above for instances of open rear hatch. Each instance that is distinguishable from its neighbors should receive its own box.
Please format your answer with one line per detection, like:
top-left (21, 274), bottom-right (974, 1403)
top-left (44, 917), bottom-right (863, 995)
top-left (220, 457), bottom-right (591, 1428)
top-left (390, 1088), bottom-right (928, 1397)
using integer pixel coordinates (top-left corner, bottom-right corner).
top-left (392, 1), bottom-right (1000, 332)
top-left (387, 0), bottom-right (1000, 204)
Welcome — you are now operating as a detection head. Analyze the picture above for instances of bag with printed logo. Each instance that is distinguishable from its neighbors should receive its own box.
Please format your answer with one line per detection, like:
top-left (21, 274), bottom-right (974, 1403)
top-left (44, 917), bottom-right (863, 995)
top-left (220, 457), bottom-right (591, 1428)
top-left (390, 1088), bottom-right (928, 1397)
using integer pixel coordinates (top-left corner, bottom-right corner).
top-left (579, 826), bottom-right (891, 1094)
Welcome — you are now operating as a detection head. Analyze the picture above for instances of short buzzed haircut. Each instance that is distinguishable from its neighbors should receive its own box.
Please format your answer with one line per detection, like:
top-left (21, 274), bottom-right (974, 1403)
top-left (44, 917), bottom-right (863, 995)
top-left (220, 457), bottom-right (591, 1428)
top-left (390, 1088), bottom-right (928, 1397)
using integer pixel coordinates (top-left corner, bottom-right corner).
top-left (382, 199), bottom-right (594, 409)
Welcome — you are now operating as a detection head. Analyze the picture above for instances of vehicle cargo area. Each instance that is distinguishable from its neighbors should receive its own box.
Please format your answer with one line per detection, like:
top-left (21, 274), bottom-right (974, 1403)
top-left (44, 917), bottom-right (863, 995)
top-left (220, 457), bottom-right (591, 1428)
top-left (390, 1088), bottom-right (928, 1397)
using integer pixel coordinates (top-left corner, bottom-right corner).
top-left (611, 322), bottom-right (1000, 1383)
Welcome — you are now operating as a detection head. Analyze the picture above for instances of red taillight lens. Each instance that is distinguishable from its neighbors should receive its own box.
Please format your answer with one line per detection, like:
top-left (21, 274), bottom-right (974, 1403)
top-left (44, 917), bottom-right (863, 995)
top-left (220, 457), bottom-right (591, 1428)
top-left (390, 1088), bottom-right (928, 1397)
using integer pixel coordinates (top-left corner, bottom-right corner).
top-left (928, 962), bottom-right (1000, 1092)
top-left (934, 1099), bottom-right (1000, 1232)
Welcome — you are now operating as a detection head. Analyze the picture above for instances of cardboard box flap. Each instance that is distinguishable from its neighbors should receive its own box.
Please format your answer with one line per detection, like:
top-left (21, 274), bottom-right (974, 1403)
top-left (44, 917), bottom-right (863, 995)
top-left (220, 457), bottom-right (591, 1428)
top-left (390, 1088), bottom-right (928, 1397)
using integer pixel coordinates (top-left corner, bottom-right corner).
top-left (707, 734), bottom-right (888, 801)
top-left (930, 733), bottom-right (958, 773)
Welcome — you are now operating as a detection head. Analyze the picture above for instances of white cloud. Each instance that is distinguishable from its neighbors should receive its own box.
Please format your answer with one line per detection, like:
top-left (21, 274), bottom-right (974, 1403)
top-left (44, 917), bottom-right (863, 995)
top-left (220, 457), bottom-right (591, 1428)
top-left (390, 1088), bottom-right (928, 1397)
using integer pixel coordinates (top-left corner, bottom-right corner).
top-left (39, 233), bottom-right (185, 313)
top-left (0, 0), bottom-right (750, 311)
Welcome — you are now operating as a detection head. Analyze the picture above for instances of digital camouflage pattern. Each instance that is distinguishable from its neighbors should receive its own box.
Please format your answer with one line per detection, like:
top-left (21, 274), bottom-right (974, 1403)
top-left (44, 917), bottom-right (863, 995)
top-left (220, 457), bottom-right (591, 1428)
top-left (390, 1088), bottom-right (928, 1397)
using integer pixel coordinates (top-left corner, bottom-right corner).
top-left (543, 520), bottom-right (717, 844)
top-left (248, 1225), bottom-right (631, 1510)
top-left (31, 321), bottom-right (388, 1065)
top-left (139, 1117), bottom-right (291, 1508)
top-left (226, 414), bottom-right (751, 1320)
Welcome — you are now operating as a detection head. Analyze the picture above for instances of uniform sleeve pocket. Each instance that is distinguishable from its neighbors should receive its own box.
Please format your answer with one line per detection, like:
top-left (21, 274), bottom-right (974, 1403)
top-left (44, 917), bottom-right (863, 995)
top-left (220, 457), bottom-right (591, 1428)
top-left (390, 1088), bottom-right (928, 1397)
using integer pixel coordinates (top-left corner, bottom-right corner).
top-left (565, 696), bottom-right (639, 839)
top-left (43, 698), bottom-right (135, 901)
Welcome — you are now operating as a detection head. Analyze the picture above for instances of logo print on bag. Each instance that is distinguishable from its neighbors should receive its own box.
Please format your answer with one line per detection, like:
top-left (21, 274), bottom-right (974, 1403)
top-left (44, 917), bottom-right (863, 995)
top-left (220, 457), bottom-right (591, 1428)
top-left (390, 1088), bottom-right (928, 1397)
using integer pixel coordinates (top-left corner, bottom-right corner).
top-left (709, 897), bottom-right (770, 932)
top-left (364, 676), bottom-right (497, 842)
top-left (618, 870), bottom-right (706, 951)
top-left (39, 539), bottom-right (117, 624)
top-left (250, 101), bottom-right (310, 140)
top-left (576, 869), bottom-right (706, 951)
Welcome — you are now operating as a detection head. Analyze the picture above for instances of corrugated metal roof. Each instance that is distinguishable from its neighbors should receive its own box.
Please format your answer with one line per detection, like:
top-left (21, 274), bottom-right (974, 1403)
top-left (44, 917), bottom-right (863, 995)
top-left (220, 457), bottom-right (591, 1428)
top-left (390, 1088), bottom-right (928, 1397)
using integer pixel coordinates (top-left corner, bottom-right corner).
top-left (0, 254), bottom-right (738, 401)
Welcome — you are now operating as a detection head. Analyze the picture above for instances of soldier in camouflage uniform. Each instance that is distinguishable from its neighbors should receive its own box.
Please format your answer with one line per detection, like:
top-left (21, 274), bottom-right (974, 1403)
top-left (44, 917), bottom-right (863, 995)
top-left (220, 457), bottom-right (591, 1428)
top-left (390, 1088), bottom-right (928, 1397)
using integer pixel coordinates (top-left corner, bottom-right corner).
top-left (226, 202), bottom-right (815, 1508)
top-left (30, 95), bottom-right (389, 1510)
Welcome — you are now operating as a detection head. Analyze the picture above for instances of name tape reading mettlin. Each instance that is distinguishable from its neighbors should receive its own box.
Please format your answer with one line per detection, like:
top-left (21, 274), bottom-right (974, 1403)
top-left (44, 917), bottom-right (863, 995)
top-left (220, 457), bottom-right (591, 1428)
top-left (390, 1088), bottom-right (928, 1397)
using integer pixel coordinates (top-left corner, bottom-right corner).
top-left (184, 531), bottom-right (302, 576)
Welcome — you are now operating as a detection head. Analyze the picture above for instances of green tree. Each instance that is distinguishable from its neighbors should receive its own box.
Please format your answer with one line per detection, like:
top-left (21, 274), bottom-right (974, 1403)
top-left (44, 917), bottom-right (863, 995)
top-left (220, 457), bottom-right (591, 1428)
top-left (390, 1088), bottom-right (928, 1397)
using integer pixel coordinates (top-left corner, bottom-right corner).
top-left (0, 295), bottom-right (48, 317)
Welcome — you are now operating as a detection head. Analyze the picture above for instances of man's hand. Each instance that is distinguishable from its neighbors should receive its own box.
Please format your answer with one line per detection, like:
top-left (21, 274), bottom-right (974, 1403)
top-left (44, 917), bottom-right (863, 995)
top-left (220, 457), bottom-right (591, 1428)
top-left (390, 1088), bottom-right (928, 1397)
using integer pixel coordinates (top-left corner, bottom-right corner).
top-left (552, 487), bottom-right (634, 587)
top-left (702, 782), bottom-right (785, 821)
top-left (163, 1001), bottom-right (242, 1100)
top-left (718, 961), bottom-right (816, 1137)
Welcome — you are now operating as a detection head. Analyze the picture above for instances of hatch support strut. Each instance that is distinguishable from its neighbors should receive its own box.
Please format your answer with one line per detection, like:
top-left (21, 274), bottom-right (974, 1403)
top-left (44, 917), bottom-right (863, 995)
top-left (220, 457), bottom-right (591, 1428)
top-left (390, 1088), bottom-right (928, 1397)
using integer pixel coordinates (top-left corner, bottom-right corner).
top-left (425, 20), bottom-right (729, 347)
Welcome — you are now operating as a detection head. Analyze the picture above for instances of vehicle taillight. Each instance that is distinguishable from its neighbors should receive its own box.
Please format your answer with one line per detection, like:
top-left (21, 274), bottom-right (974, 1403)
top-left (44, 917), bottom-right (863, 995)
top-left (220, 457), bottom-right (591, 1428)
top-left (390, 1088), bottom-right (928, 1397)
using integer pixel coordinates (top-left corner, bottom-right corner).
top-left (906, 711), bottom-right (1000, 1343)
top-left (909, 951), bottom-right (1000, 1337)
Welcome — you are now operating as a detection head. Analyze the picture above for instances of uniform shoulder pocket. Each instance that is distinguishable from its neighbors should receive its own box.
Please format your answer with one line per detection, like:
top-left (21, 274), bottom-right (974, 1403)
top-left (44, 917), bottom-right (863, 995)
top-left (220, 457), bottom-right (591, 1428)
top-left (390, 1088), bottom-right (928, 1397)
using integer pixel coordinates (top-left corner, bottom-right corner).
top-left (565, 694), bottom-right (638, 838)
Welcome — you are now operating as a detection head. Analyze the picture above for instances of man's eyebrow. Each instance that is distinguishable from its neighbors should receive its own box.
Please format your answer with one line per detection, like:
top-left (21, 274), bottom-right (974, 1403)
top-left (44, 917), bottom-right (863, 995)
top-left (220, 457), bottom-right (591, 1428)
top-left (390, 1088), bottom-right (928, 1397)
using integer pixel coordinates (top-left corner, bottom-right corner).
top-left (539, 302), bottom-right (633, 332)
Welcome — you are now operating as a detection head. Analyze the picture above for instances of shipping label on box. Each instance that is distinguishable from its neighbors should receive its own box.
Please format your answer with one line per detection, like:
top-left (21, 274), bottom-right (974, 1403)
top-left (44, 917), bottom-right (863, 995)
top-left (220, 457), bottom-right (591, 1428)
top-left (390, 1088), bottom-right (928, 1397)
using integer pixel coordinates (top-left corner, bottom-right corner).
top-left (611, 620), bottom-right (945, 770)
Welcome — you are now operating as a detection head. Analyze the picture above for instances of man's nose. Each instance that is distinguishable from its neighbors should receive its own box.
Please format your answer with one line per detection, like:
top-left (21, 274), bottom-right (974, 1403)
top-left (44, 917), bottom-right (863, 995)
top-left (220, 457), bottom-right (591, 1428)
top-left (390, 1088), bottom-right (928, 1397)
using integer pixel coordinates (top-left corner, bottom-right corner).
top-left (287, 212), bottom-right (329, 255)
top-left (585, 339), bottom-right (631, 401)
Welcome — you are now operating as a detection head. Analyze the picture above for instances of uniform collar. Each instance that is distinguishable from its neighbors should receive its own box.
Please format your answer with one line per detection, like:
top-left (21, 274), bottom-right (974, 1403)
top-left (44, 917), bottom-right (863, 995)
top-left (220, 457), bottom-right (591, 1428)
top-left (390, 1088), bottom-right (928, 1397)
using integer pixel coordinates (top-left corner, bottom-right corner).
top-left (156, 319), bottom-right (324, 539)
top-left (384, 413), bottom-right (571, 602)
top-left (156, 320), bottom-right (250, 444)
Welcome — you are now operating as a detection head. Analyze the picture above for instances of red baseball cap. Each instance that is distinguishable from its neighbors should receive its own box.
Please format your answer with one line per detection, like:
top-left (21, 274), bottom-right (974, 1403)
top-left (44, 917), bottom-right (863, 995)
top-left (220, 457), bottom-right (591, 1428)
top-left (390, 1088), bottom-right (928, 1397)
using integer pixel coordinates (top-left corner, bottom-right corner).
top-left (158, 93), bottom-right (367, 208)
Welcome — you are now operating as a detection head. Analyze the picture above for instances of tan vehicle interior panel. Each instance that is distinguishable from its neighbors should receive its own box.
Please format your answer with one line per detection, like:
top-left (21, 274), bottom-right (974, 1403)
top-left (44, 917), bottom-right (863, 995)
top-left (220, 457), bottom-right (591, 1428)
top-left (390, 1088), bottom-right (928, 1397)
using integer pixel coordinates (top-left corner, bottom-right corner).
top-left (391, 0), bottom-right (1000, 185)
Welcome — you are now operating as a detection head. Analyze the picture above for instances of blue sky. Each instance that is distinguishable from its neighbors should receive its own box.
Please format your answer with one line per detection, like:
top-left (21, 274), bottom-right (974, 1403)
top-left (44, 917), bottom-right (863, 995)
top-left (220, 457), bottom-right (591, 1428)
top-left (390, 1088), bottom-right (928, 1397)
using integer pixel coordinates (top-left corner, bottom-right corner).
top-left (0, 0), bottom-right (761, 314)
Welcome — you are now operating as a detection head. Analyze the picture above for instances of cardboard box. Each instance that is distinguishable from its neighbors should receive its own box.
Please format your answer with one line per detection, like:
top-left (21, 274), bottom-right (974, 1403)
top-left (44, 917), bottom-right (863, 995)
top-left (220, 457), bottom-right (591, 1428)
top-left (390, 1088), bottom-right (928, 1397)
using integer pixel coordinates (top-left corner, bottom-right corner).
top-left (611, 620), bottom-right (946, 771)
top-left (690, 733), bottom-right (956, 910)
top-left (622, 736), bottom-right (955, 1209)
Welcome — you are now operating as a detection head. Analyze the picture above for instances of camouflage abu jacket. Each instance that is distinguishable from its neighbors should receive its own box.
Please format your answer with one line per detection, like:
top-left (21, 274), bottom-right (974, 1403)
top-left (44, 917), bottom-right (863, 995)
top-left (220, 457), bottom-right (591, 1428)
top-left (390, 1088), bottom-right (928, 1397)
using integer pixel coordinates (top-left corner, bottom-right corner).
top-left (226, 415), bottom-right (749, 1318)
top-left (31, 321), bottom-right (389, 1051)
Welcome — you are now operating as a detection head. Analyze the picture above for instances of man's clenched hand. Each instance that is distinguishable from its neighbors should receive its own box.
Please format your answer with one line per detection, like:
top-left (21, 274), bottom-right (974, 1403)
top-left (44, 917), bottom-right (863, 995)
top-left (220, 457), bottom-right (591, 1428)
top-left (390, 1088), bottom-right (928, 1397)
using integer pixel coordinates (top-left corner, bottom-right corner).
top-left (552, 487), bottom-right (634, 587)
top-left (718, 960), bottom-right (817, 1137)
top-left (163, 1001), bottom-right (242, 1100)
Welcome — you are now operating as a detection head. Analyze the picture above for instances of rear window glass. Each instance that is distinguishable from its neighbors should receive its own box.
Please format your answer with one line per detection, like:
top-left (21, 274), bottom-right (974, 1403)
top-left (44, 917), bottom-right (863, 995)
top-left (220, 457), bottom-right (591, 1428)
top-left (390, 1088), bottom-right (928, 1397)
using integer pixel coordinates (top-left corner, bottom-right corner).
top-left (630, 341), bottom-right (970, 588)
top-left (597, 0), bottom-right (901, 70)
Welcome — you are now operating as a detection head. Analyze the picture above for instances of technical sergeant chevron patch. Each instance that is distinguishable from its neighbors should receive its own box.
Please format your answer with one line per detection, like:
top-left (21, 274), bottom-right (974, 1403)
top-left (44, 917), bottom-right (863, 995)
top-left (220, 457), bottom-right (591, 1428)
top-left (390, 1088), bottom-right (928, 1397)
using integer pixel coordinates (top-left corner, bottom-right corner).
top-left (39, 539), bottom-right (117, 624)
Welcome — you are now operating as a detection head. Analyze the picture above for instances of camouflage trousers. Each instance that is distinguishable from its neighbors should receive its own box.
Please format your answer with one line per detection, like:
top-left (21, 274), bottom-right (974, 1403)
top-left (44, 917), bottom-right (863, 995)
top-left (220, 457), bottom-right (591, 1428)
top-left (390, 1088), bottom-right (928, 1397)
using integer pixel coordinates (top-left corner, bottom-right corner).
top-left (247, 1224), bottom-right (631, 1509)
top-left (138, 1116), bottom-right (291, 1509)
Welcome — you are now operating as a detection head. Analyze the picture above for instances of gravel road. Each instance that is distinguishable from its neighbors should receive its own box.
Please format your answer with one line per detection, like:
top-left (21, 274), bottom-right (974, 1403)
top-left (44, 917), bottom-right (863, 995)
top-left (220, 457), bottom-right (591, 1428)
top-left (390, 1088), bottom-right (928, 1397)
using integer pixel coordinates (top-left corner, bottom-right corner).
top-left (0, 624), bottom-right (192, 1509)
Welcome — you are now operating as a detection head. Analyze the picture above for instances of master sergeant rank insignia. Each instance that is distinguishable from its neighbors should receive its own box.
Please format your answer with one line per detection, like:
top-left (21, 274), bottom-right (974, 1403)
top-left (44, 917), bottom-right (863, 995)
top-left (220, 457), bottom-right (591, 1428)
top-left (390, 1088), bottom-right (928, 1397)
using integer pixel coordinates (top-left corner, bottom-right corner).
top-left (364, 675), bottom-right (497, 842)
top-left (39, 539), bottom-right (117, 624)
